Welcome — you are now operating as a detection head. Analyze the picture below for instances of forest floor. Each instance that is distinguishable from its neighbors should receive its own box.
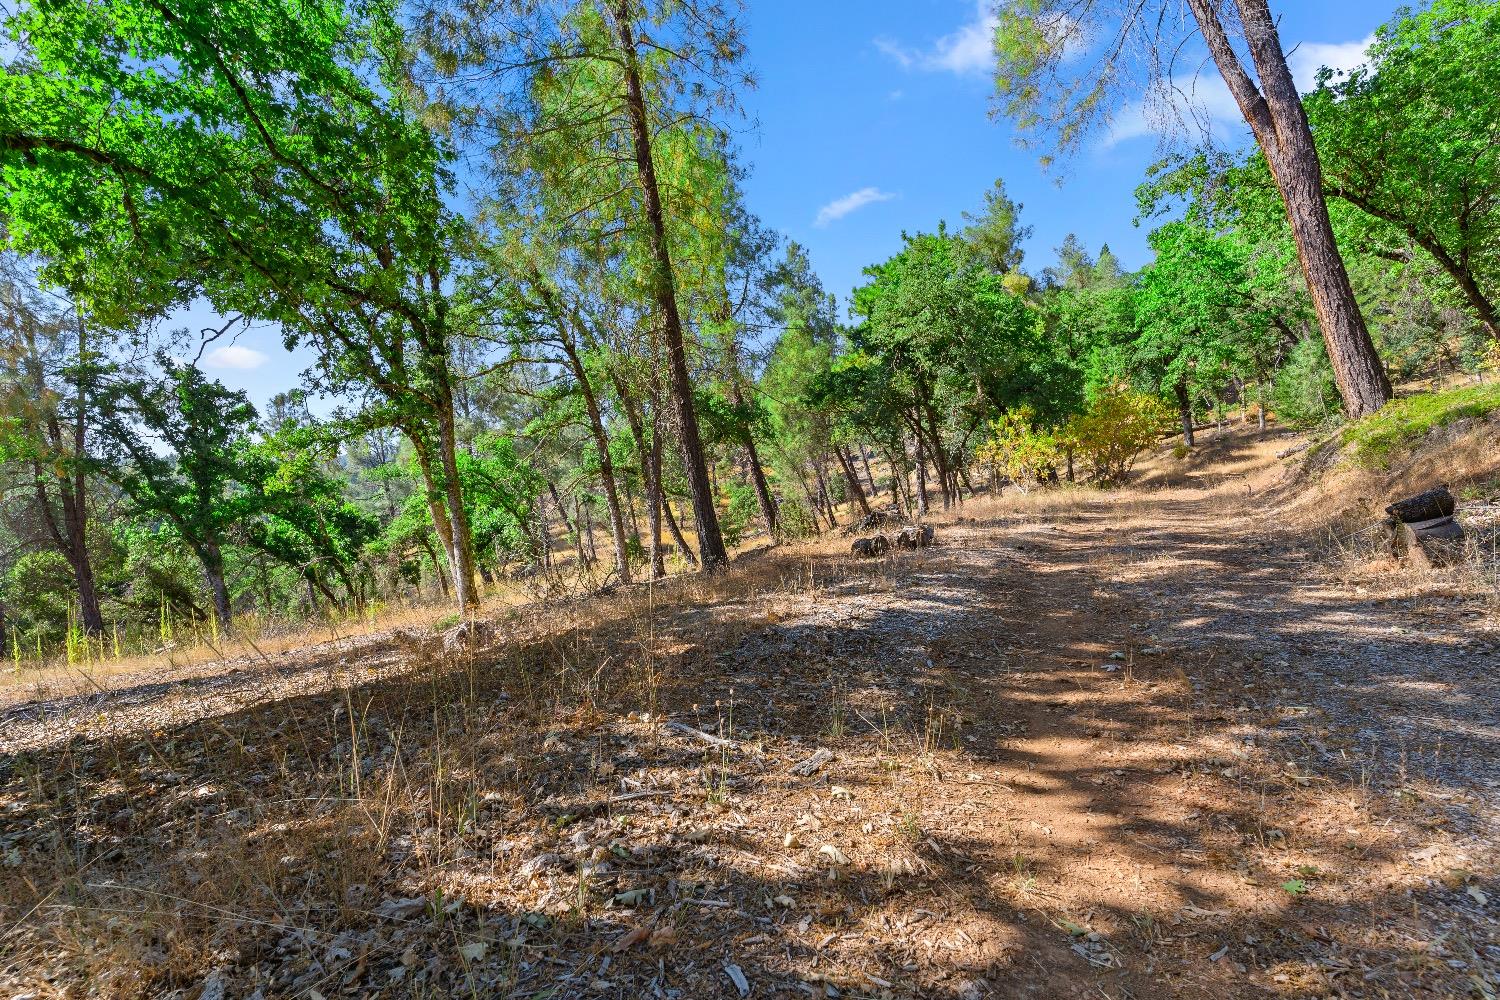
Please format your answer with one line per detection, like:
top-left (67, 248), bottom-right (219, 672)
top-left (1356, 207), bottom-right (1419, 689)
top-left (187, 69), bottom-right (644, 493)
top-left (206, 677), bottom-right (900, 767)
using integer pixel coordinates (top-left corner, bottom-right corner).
top-left (3, 424), bottom-right (1499, 999)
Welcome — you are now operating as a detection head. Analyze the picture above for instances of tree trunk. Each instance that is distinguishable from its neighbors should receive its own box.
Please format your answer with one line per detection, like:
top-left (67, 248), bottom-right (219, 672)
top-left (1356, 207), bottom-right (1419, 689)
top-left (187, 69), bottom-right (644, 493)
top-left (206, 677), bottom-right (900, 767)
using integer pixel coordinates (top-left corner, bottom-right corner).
top-left (560, 339), bottom-right (632, 584)
top-left (202, 541), bottom-right (232, 628)
top-left (835, 446), bottom-right (872, 517)
top-left (661, 496), bottom-right (695, 562)
top-left (1175, 379), bottom-right (1196, 448)
top-left (614, 5), bottom-right (727, 570)
top-left (647, 411), bottom-right (666, 578)
top-left (913, 437), bottom-right (929, 516)
top-left (859, 446), bottom-right (878, 498)
top-left (548, 481), bottom-right (578, 537)
top-left (434, 392), bottom-right (481, 611)
top-left (1188, 0), bottom-right (1390, 417)
top-left (420, 534), bottom-right (450, 598)
top-left (813, 458), bottom-right (837, 526)
top-left (727, 383), bottom-right (779, 541)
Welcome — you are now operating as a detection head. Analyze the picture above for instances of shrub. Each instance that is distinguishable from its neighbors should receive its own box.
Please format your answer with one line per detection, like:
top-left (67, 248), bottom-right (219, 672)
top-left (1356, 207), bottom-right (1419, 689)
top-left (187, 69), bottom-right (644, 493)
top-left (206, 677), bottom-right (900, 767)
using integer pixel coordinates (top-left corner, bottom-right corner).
top-left (718, 478), bottom-right (761, 547)
top-left (975, 408), bottom-right (1062, 488)
top-left (1064, 386), bottom-right (1174, 485)
top-left (1272, 338), bottom-right (1342, 429)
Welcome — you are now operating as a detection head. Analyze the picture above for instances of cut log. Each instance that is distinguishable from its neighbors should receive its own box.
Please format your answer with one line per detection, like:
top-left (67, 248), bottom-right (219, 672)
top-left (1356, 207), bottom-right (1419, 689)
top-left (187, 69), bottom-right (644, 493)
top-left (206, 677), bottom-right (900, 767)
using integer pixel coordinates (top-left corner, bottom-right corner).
top-left (1385, 485), bottom-right (1455, 524)
top-left (1398, 515), bottom-right (1466, 569)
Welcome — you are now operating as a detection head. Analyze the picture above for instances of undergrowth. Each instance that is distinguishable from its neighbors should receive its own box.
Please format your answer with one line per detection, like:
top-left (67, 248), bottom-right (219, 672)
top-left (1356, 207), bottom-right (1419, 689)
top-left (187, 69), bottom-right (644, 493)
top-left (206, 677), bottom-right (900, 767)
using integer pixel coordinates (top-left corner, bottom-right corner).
top-left (1342, 381), bottom-right (1500, 467)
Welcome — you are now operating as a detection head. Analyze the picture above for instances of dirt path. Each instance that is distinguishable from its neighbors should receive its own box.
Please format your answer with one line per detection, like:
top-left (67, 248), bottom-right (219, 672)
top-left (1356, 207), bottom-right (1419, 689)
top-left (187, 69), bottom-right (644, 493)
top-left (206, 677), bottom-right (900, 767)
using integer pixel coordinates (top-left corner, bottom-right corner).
top-left (2, 438), bottom-right (1497, 999)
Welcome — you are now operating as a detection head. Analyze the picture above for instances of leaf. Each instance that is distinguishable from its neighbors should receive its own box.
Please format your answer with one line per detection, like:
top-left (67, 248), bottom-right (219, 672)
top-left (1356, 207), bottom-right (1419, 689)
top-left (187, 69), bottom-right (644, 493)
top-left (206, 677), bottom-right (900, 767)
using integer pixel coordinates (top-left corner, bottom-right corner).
top-left (612, 925), bottom-right (651, 952)
top-left (1281, 879), bottom-right (1308, 896)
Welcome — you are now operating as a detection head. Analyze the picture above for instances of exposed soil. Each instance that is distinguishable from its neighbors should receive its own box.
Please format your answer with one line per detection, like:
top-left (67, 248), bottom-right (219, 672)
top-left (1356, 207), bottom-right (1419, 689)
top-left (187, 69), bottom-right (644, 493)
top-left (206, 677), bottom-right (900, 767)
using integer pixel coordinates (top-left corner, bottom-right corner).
top-left (3, 427), bottom-right (1498, 999)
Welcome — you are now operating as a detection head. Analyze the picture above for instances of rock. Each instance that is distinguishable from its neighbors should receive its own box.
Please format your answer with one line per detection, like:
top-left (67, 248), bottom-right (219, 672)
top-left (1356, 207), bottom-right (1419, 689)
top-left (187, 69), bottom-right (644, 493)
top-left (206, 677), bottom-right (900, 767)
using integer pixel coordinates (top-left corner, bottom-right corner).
top-left (850, 535), bottom-right (890, 558)
top-left (441, 618), bottom-right (495, 655)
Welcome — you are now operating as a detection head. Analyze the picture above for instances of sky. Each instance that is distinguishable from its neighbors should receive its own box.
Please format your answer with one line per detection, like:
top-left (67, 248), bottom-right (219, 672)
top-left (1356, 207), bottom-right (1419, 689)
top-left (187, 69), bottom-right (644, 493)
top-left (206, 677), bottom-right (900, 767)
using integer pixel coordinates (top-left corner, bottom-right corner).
top-left (181, 0), bottom-right (1404, 408)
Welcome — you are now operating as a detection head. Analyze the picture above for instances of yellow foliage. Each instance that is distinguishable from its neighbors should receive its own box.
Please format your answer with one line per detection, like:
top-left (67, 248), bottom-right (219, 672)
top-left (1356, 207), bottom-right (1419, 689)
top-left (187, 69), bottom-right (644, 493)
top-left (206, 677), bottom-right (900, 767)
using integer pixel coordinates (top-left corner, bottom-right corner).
top-left (1063, 386), bottom-right (1174, 485)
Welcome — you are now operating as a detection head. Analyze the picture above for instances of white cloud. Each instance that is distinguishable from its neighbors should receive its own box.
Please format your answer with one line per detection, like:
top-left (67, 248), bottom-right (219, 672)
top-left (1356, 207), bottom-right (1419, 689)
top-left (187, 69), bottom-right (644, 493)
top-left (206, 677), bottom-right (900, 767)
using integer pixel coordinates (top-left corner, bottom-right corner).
top-left (876, 1), bottom-right (998, 76)
top-left (1101, 33), bottom-right (1375, 149)
top-left (815, 187), bottom-right (897, 227)
top-left (1287, 35), bottom-right (1375, 91)
top-left (201, 344), bottom-right (268, 370)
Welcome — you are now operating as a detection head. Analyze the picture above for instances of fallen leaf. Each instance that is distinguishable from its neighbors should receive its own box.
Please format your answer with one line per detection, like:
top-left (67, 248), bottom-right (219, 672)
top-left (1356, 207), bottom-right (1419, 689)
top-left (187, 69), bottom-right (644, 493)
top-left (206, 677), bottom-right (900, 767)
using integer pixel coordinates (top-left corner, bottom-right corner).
top-left (612, 925), bottom-right (651, 952)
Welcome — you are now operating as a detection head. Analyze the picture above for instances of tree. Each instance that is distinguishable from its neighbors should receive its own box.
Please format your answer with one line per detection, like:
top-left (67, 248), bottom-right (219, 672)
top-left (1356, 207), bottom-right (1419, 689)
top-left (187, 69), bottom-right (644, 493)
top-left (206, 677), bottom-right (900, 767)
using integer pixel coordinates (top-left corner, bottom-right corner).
top-left (1134, 222), bottom-right (1255, 445)
top-left (415, 0), bottom-right (748, 572)
top-left (0, 0), bottom-right (486, 613)
top-left (94, 359), bottom-right (261, 627)
top-left (962, 178), bottom-right (1032, 275)
top-left (992, 0), bottom-right (1392, 417)
top-left (843, 227), bottom-right (1049, 508)
top-left (1305, 0), bottom-right (1500, 342)
top-left (0, 278), bottom-right (107, 635)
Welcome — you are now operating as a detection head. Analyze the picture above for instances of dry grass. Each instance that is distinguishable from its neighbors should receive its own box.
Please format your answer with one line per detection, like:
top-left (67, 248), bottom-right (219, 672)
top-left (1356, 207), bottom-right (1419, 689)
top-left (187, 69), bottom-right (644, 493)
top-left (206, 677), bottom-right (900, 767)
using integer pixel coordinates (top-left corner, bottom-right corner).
top-left (4, 420), bottom-right (1498, 998)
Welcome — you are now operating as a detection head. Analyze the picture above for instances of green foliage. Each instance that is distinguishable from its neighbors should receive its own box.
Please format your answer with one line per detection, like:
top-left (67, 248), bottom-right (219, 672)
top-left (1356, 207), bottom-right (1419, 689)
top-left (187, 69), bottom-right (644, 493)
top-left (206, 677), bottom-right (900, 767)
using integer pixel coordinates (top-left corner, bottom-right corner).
top-left (1063, 386), bottom-right (1174, 485)
top-left (718, 478), bottom-right (759, 548)
top-left (974, 409), bottom-right (1061, 487)
top-left (1306, 0), bottom-right (1500, 339)
top-left (1, 551), bottom-right (73, 644)
top-left (1341, 382), bottom-right (1500, 467)
top-left (1271, 339), bottom-right (1342, 430)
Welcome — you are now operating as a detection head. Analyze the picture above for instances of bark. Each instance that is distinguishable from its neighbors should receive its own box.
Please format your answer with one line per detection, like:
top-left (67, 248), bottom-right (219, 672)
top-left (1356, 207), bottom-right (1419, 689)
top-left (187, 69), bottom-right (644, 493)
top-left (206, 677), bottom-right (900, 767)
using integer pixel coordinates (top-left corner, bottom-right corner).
top-left (201, 540), bottom-right (232, 628)
top-left (419, 534), bottom-right (450, 598)
top-left (662, 496), bottom-right (696, 562)
top-left (27, 314), bottom-right (104, 636)
top-left (434, 392), bottom-right (481, 611)
top-left (728, 383), bottom-right (779, 541)
top-left (558, 337), bottom-right (632, 583)
top-left (609, 368), bottom-right (678, 575)
top-left (813, 458), bottom-right (837, 526)
top-left (913, 437), bottom-right (929, 516)
top-left (646, 411), bottom-right (666, 578)
top-left (548, 481), bottom-right (578, 537)
top-left (1187, 0), bottom-right (1390, 417)
top-left (613, 5), bottom-right (728, 570)
top-left (835, 447), bottom-right (872, 517)
top-left (858, 447), bottom-right (878, 498)
top-left (1175, 379), bottom-right (1196, 448)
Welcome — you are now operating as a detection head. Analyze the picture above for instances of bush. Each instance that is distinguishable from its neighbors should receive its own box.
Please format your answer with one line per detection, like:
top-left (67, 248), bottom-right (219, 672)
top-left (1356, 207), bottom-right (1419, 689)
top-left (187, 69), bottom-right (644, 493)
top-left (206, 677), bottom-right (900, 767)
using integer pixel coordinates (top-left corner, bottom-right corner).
top-left (975, 408), bottom-right (1062, 488)
top-left (1064, 386), bottom-right (1174, 485)
top-left (718, 478), bottom-right (761, 547)
top-left (1272, 338), bottom-right (1342, 429)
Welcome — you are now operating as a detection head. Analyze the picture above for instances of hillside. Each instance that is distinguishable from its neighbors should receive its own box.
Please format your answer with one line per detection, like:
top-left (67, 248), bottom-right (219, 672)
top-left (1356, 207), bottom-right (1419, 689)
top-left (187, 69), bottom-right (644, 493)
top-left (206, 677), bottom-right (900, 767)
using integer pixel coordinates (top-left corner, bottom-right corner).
top-left (3, 413), bottom-right (1497, 1000)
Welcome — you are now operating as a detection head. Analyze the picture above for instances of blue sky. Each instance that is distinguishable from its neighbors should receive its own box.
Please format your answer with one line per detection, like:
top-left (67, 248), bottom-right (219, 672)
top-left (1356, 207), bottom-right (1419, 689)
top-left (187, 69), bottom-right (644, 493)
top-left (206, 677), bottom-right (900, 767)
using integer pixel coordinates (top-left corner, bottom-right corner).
top-left (185, 0), bottom-right (1402, 407)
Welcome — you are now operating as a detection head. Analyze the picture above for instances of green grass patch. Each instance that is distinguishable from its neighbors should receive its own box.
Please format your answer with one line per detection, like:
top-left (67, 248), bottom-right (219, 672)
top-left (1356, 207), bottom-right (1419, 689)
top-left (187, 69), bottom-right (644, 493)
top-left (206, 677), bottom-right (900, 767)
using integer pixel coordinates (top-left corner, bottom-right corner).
top-left (1342, 382), bottom-right (1500, 467)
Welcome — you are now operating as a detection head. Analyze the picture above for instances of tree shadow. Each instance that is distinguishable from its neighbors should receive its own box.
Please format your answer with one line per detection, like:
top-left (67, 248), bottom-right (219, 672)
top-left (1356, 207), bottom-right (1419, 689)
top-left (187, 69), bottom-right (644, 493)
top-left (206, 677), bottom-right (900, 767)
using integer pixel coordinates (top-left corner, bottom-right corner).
top-left (1, 487), bottom-right (1495, 998)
